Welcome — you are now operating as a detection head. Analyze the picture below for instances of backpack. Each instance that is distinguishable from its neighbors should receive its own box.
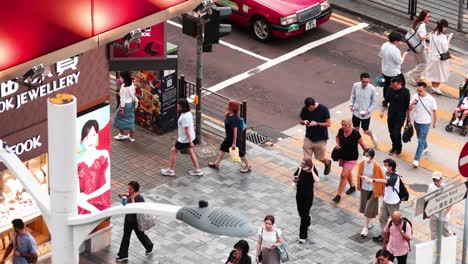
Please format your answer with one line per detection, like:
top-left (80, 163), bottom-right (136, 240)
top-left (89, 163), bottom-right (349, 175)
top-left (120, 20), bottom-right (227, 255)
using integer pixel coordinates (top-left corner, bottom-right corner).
top-left (393, 175), bottom-right (409, 202)
top-left (387, 217), bottom-right (413, 250)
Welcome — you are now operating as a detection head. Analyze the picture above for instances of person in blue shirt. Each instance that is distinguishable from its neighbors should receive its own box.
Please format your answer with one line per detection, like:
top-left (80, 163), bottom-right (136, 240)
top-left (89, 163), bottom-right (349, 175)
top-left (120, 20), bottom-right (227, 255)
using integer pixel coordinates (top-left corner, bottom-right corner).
top-left (0, 219), bottom-right (38, 264)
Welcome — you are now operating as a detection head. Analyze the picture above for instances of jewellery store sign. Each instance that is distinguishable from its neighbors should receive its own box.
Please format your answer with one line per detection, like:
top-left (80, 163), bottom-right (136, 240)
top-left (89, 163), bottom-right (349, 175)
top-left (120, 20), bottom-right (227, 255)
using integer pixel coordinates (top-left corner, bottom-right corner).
top-left (0, 46), bottom-right (110, 138)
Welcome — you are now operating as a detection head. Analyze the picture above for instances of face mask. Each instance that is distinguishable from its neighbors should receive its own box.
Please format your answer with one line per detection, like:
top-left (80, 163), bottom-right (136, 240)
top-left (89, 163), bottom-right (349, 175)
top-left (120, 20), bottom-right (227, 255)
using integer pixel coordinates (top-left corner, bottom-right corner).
top-left (382, 165), bottom-right (388, 173)
top-left (362, 156), bottom-right (370, 162)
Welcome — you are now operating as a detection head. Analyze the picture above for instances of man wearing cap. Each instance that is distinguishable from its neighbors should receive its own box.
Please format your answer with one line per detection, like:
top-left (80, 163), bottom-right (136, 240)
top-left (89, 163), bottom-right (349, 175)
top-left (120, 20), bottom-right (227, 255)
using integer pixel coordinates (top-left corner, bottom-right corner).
top-left (426, 171), bottom-right (453, 240)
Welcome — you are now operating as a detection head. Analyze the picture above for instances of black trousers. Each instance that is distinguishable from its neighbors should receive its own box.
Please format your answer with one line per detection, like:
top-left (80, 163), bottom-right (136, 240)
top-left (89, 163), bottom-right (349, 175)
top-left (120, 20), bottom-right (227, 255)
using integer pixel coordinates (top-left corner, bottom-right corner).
top-left (383, 73), bottom-right (406, 101)
top-left (118, 219), bottom-right (153, 258)
top-left (387, 114), bottom-right (406, 152)
top-left (296, 193), bottom-right (314, 239)
top-left (389, 253), bottom-right (407, 264)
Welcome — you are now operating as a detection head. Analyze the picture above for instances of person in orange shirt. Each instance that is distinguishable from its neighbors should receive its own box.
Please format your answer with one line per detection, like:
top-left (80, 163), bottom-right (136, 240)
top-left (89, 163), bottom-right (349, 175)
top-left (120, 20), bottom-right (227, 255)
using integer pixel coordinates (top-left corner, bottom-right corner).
top-left (356, 148), bottom-right (385, 237)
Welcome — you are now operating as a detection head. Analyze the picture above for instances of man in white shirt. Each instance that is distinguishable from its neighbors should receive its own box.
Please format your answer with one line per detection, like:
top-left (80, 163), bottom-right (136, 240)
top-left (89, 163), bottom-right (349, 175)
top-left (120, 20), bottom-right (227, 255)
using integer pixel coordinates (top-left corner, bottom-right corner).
top-left (409, 82), bottom-right (437, 168)
top-left (379, 31), bottom-right (409, 105)
top-left (426, 171), bottom-right (453, 240)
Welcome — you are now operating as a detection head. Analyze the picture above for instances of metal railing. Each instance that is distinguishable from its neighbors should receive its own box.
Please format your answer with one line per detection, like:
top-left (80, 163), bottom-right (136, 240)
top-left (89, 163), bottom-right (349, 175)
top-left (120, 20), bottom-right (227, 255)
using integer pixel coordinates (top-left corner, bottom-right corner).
top-left (368, 0), bottom-right (467, 32)
top-left (179, 75), bottom-right (248, 147)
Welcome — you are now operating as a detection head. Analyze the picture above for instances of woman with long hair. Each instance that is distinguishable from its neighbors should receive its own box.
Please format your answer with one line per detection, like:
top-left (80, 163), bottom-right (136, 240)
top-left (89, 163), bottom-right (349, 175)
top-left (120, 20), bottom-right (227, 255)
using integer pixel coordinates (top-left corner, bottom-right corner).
top-left (114, 71), bottom-right (139, 142)
top-left (332, 118), bottom-right (367, 203)
top-left (78, 120), bottom-right (110, 214)
top-left (255, 215), bottom-right (284, 264)
top-left (208, 100), bottom-right (252, 173)
top-left (426, 19), bottom-right (453, 94)
top-left (406, 9), bottom-right (431, 85)
top-left (160, 98), bottom-right (203, 176)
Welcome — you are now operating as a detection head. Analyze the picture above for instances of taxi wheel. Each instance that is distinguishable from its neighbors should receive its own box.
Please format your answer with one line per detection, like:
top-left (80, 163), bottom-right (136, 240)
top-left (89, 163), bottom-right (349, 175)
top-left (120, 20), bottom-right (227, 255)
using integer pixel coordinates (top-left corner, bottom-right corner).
top-left (251, 17), bottom-right (271, 41)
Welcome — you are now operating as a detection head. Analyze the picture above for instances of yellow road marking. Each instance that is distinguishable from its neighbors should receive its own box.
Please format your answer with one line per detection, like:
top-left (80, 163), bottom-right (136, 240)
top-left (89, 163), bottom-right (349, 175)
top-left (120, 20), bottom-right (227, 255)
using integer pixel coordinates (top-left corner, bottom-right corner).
top-left (331, 13), bottom-right (360, 25)
top-left (330, 17), bottom-right (356, 27)
top-left (420, 80), bottom-right (459, 98)
top-left (450, 64), bottom-right (467, 76)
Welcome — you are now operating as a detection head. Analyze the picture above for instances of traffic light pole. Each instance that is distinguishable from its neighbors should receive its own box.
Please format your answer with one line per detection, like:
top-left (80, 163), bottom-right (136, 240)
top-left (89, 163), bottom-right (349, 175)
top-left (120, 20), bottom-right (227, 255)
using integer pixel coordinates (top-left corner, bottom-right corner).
top-left (195, 21), bottom-right (203, 143)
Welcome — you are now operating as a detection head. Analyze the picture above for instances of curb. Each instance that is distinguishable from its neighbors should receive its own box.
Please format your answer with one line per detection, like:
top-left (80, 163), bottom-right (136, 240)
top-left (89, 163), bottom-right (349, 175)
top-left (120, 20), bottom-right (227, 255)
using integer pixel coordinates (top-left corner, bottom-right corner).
top-left (331, 3), bottom-right (468, 56)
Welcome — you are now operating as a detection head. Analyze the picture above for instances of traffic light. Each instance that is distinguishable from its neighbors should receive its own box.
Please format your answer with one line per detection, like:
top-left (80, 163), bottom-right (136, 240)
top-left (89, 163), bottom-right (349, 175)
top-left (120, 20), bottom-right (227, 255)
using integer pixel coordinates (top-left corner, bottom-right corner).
top-left (203, 6), bottom-right (232, 46)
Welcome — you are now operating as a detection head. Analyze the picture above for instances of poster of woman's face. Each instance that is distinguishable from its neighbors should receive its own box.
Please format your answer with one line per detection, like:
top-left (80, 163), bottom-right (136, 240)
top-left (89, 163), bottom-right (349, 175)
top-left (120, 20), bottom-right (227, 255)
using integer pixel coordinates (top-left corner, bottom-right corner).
top-left (76, 105), bottom-right (111, 215)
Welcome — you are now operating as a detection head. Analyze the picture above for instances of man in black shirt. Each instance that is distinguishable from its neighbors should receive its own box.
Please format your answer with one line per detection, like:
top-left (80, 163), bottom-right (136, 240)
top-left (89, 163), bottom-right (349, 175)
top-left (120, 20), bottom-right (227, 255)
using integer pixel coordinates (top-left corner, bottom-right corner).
top-left (380, 77), bottom-right (410, 155)
top-left (299, 97), bottom-right (332, 175)
top-left (117, 181), bottom-right (154, 262)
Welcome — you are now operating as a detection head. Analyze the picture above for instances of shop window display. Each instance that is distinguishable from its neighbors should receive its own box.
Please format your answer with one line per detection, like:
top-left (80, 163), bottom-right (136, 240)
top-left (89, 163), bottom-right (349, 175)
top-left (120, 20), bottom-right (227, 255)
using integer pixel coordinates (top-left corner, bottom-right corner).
top-left (134, 71), bottom-right (163, 133)
top-left (0, 154), bottom-right (51, 259)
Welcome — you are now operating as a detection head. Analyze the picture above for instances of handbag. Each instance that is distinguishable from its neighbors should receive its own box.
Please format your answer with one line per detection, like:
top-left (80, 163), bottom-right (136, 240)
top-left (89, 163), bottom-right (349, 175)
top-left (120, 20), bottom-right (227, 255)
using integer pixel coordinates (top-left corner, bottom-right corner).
top-left (404, 28), bottom-right (424, 53)
top-left (258, 228), bottom-right (263, 263)
top-left (331, 146), bottom-right (341, 162)
top-left (432, 34), bottom-right (451, 61)
top-left (275, 229), bottom-right (289, 262)
top-left (137, 213), bottom-right (156, 232)
top-left (402, 122), bottom-right (414, 143)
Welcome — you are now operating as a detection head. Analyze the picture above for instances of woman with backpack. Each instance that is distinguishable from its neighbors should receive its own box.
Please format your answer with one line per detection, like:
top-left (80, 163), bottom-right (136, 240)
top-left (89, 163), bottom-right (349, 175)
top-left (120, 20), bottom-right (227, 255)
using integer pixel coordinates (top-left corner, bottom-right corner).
top-left (208, 100), bottom-right (251, 173)
top-left (405, 9), bottom-right (431, 85)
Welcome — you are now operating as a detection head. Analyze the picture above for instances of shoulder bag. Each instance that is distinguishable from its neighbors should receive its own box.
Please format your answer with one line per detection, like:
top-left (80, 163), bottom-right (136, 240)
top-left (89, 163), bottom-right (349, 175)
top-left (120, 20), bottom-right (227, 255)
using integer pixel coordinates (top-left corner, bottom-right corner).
top-left (275, 229), bottom-right (289, 262)
top-left (257, 228), bottom-right (263, 262)
top-left (432, 34), bottom-right (451, 61)
top-left (14, 234), bottom-right (37, 264)
top-left (417, 95), bottom-right (432, 117)
top-left (405, 28), bottom-right (423, 53)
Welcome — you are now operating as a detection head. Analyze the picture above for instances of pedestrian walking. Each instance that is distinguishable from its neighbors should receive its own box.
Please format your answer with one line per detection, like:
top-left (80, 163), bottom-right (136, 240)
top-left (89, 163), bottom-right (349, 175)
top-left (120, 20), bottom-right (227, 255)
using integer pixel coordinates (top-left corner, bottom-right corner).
top-left (116, 181), bottom-right (154, 262)
top-left (114, 71), bottom-right (139, 142)
top-left (409, 82), bottom-right (437, 168)
top-left (0, 219), bottom-right (38, 264)
top-left (379, 31), bottom-right (409, 102)
top-left (160, 98), bottom-right (203, 177)
top-left (383, 211), bottom-right (412, 264)
top-left (426, 19), bottom-right (453, 95)
top-left (356, 148), bottom-right (385, 237)
top-left (427, 171), bottom-right (453, 240)
top-left (406, 10), bottom-right (431, 85)
top-left (293, 157), bottom-right (320, 243)
top-left (208, 100), bottom-right (252, 173)
top-left (380, 77), bottom-right (411, 155)
top-left (374, 249), bottom-right (392, 264)
top-left (370, 159), bottom-right (401, 243)
top-left (225, 240), bottom-right (252, 264)
top-left (349, 72), bottom-right (379, 146)
top-left (299, 97), bottom-right (332, 175)
top-left (332, 118), bottom-right (367, 203)
top-left (255, 215), bottom-right (284, 264)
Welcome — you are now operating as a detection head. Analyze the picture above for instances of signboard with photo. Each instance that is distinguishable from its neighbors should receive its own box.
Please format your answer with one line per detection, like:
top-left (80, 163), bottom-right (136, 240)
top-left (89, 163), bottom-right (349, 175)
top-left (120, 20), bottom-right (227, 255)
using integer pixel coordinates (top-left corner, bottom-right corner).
top-left (76, 104), bottom-right (111, 215)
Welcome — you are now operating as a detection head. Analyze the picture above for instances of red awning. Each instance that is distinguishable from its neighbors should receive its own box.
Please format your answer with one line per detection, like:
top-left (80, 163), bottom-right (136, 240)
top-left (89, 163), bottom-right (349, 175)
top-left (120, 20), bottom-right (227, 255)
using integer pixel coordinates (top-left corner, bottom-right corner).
top-left (0, 0), bottom-right (200, 81)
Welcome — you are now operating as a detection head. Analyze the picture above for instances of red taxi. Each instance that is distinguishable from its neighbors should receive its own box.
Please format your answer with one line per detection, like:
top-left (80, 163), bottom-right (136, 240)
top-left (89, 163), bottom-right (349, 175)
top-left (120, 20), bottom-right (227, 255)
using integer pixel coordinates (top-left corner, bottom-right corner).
top-left (218, 0), bottom-right (332, 41)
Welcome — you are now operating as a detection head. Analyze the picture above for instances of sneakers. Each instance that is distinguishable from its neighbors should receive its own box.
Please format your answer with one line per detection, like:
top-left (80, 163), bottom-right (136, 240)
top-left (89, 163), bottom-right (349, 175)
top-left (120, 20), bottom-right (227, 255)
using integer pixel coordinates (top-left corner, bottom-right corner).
top-left (432, 87), bottom-right (443, 95)
top-left (332, 195), bottom-right (341, 203)
top-left (371, 134), bottom-right (379, 147)
top-left (422, 147), bottom-right (429, 156)
top-left (298, 239), bottom-right (306, 244)
top-left (188, 169), bottom-right (204, 176)
top-left (324, 160), bottom-right (332, 175)
top-left (360, 226), bottom-right (369, 237)
top-left (114, 133), bottom-right (129, 140)
top-left (116, 256), bottom-right (128, 262)
top-left (128, 137), bottom-right (135, 142)
top-left (412, 160), bottom-right (419, 168)
top-left (452, 119), bottom-right (460, 125)
top-left (389, 148), bottom-right (396, 154)
top-left (345, 186), bottom-right (356, 195)
top-left (160, 168), bottom-right (175, 176)
top-left (459, 120), bottom-right (464, 126)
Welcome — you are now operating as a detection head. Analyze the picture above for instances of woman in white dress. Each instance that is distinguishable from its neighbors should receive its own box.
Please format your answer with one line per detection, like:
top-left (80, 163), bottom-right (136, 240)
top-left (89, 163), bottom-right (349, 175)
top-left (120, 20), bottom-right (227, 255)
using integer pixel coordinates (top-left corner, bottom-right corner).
top-left (426, 19), bottom-right (453, 94)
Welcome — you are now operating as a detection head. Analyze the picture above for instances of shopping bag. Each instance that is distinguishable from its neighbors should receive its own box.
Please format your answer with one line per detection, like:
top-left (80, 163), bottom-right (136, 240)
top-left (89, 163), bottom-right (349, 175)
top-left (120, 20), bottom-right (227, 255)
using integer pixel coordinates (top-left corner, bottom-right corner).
top-left (229, 147), bottom-right (241, 163)
top-left (137, 213), bottom-right (156, 231)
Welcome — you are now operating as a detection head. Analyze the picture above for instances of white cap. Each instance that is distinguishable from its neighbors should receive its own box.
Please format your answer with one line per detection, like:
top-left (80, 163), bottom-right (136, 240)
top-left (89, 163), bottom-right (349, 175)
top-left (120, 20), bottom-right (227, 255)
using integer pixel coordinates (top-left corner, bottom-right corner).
top-left (432, 171), bottom-right (443, 180)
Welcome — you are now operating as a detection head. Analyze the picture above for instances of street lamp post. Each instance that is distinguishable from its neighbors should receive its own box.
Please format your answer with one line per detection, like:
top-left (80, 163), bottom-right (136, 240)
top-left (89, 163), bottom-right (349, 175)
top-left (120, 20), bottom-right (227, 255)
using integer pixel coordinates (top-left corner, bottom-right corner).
top-left (0, 94), bottom-right (255, 263)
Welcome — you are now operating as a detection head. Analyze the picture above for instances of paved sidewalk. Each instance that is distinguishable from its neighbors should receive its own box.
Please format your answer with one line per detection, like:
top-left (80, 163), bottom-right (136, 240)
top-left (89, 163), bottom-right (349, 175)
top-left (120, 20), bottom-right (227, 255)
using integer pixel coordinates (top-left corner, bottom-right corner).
top-left (331, 0), bottom-right (468, 55)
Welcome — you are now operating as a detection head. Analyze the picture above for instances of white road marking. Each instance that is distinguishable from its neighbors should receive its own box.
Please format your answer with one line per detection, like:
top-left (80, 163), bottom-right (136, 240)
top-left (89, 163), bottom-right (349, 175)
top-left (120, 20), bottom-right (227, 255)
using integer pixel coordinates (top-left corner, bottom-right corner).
top-left (460, 155), bottom-right (468, 167)
top-left (167, 20), bottom-right (272, 62)
top-left (206, 23), bottom-right (369, 93)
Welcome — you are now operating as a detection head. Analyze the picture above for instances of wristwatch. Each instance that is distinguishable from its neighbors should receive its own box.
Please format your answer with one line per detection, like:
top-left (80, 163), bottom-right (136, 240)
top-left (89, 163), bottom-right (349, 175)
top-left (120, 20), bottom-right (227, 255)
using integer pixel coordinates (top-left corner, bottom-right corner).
top-left (400, 229), bottom-right (404, 234)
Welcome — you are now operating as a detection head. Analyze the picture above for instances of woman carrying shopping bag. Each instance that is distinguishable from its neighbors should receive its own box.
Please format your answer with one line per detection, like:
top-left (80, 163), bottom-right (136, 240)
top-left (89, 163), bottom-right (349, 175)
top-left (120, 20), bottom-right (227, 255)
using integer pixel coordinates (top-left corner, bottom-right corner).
top-left (208, 100), bottom-right (252, 173)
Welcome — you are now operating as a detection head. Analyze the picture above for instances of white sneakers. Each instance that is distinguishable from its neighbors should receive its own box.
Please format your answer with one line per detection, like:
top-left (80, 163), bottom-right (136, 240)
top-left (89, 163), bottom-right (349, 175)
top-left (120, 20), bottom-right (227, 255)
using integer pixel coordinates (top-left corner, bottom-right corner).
top-left (188, 169), bottom-right (204, 176)
top-left (412, 160), bottom-right (419, 168)
top-left (432, 87), bottom-right (443, 95)
top-left (422, 147), bottom-right (429, 156)
top-left (298, 239), bottom-right (306, 244)
top-left (128, 137), bottom-right (135, 142)
top-left (452, 119), bottom-right (463, 126)
top-left (114, 133), bottom-right (129, 140)
top-left (160, 168), bottom-right (175, 176)
top-left (360, 226), bottom-right (369, 237)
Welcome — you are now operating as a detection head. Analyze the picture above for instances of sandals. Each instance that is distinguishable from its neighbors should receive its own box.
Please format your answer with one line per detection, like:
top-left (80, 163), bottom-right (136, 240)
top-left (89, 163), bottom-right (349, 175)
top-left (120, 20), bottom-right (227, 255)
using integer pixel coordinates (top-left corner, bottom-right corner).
top-left (240, 165), bottom-right (252, 173)
top-left (208, 162), bottom-right (219, 169)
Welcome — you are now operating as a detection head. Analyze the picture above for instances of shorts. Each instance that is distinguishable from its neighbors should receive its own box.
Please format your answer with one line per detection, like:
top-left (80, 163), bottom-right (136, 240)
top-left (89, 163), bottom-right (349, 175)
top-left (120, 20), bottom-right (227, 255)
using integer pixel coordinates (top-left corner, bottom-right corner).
top-left (352, 115), bottom-right (371, 131)
top-left (174, 138), bottom-right (198, 151)
top-left (359, 189), bottom-right (379, 218)
top-left (338, 159), bottom-right (357, 171)
top-left (220, 138), bottom-right (246, 157)
top-left (303, 138), bottom-right (326, 160)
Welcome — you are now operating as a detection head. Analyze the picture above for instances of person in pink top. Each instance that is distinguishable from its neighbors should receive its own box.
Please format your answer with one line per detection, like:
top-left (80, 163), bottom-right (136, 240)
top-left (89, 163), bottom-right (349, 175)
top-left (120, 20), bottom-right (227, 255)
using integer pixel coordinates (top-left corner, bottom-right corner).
top-left (383, 211), bottom-right (412, 264)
